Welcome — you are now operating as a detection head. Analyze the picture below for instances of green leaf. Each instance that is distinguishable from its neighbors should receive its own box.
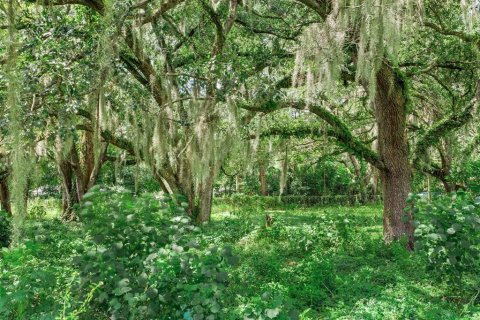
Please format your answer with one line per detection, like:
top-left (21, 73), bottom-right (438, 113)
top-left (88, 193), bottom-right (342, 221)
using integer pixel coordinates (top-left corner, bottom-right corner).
top-left (113, 286), bottom-right (131, 296)
top-left (265, 308), bottom-right (281, 318)
top-left (226, 256), bottom-right (240, 266)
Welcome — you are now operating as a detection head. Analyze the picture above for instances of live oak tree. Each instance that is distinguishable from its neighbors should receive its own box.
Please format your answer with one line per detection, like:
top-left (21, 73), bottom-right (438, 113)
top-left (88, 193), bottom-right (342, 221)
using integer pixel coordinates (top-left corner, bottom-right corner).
top-left (1, 0), bottom-right (479, 249)
top-left (240, 0), bottom-right (479, 248)
top-left (4, 0), bottom-right (302, 223)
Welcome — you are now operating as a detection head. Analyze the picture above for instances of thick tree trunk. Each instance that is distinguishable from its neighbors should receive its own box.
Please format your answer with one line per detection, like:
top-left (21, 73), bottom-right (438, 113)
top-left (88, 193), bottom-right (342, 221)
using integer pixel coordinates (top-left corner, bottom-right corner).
top-left (0, 178), bottom-right (11, 216)
top-left (57, 138), bottom-right (105, 221)
top-left (195, 172), bottom-right (215, 224)
top-left (178, 160), bottom-right (195, 217)
top-left (162, 165), bottom-right (216, 224)
top-left (375, 61), bottom-right (414, 250)
top-left (58, 157), bottom-right (78, 221)
top-left (259, 162), bottom-right (268, 196)
top-left (68, 134), bottom-right (107, 200)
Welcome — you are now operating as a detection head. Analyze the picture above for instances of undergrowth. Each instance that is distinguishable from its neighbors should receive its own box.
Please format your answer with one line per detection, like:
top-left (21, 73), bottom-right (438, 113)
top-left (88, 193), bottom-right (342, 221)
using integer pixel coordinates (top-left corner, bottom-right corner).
top-left (0, 193), bottom-right (479, 319)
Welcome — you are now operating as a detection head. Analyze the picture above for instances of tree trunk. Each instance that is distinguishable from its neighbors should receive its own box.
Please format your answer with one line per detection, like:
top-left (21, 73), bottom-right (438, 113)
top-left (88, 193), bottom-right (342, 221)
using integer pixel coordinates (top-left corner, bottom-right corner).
top-left (70, 143), bottom-right (86, 201)
top-left (195, 166), bottom-right (216, 224)
top-left (0, 178), bottom-right (11, 216)
top-left (58, 157), bottom-right (78, 221)
top-left (374, 61), bottom-right (414, 250)
top-left (259, 162), bottom-right (267, 196)
top-left (438, 145), bottom-right (455, 192)
top-left (178, 160), bottom-right (195, 217)
top-left (349, 154), bottom-right (361, 180)
top-left (441, 180), bottom-right (455, 193)
top-left (235, 175), bottom-right (241, 193)
top-left (86, 142), bottom-right (108, 190)
top-left (82, 131), bottom-right (96, 190)
top-left (349, 154), bottom-right (366, 202)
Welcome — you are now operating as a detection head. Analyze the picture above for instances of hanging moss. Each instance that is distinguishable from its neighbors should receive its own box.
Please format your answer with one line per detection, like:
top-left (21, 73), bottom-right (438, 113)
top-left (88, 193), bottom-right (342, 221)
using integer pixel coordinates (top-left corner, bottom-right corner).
top-left (92, 0), bottom-right (116, 165)
top-left (295, 0), bottom-right (421, 100)
top-left (5, 0), bottom-right (29, 241)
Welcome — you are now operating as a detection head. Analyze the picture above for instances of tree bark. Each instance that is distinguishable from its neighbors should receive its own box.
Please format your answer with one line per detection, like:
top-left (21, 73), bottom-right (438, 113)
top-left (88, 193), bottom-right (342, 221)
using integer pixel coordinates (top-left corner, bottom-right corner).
top-left (259, 161), bottom-right (268, 196)
top-left (57, 137), bottom-right (107, 220)
top-left (438, 145), bottom-right (455, 192)
top-left (0, 178), bottom-right (11, 216)
top-left (374, 61), bottom-right (414, 250)
top-left (348, 154), bottom-right (365, 201)
top-left (195, 166), bottom-right (215, 224)
top-left (349, 154), bottom-right (361, 180)
top-left (86, 142), bottom-right (108, 190)
top-left (58, 156), bottom-right (78, 221)
top-left (70, 143), bottom-right (86, 201)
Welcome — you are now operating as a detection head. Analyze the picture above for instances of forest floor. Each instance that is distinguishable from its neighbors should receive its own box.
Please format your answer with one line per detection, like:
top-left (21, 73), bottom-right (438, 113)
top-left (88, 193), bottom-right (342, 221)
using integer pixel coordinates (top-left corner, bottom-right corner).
top-left (209, 202), bottom-right (480, 319)
top-left (1, 196), bottom-right (479, 319)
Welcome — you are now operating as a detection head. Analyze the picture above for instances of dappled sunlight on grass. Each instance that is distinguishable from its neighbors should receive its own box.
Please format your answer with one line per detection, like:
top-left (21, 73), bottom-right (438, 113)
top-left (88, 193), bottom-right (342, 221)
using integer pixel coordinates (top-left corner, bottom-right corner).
top-left (27, 197), bottom-right (62, 220)
top-left (207, 202), bottom-right (480, 319)
top-left (2, 198), bottom-right (479, 319)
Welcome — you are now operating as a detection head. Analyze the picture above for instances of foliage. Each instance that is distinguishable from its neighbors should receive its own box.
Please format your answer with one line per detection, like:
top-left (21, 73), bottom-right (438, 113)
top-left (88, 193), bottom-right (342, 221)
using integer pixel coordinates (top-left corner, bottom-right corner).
top-left (215, 194), bottom-right (371, 209)
top-left (0, 219), bottom-right (85, 319)
top-left (74, 187), bottom-right (237, 319)
top-left (209, 203), bottom-right (479, 319)
top-left (2, 199), bottom-right (480, 319)
top-left (98, 162), bottom-right (161, 193)
top-left (450, 160), bottom-right (480, 193)
top-left (27, 202), bottom-right (47, 220)
top-left (0, 210), bottom-right (11, 248)
top-left (1, 0), bottom-right (480, 318)
top-left (414, 191), bottom-right (480, 285)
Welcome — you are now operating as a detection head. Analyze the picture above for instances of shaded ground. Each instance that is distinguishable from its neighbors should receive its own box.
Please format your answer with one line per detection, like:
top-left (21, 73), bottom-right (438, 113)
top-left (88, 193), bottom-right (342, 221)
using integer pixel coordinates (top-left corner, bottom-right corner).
top-left (1, 199), bottom-right (479, 319)
top-left (205, 203), bottom-right (480, 319)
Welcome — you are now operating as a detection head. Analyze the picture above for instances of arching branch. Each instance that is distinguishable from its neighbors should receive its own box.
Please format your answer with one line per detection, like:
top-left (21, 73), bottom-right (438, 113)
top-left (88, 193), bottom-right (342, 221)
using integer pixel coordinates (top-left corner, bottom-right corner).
top-left (240, 99), bottom-right (385, 170)
top-left (413, 101), bottom-right (476, 167)
top-left (295, 0), bottom-right (330, 19)
top-left (75, 111), bottom-right (136, 156)
top-left (28, 0), bottom-right (105, 13)
top-left (140, 0), bottom-right (185, 25)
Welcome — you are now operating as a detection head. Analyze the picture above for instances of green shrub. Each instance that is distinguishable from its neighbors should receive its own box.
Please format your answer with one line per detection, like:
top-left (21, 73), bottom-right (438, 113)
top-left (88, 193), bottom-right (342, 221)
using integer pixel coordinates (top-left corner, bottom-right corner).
top-left (413, 191), bottom-right (480, 284)
top-left (450, 160), bottom-right (480, 193)
top-left (234, 283), bottom-right (299, 320)
top-left (75, 188), bottom-right (238, 319)
top-left (0, 219), bottom-right (85, 319)
top-left (27, 203), bottom-right (47, 220)
top-left (0, 210), bottom-right (11, 248)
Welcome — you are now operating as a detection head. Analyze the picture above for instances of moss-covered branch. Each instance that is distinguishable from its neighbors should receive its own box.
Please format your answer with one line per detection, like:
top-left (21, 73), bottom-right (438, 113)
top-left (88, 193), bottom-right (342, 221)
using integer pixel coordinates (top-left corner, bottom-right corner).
top-left (140, 0), bottom-right (185, 25)
top-left (295, 101), bottom-right (384, 170)
top-left (26, 0), bottom-right (105, 13)
top-left (246, 98), bottom-right (385, 170)
top-left (413, 101), bottom-right (475, 167)
top-left (76, 110), bottom-right (136, 157)
top-left (295, 0), bottom-right (330, 19)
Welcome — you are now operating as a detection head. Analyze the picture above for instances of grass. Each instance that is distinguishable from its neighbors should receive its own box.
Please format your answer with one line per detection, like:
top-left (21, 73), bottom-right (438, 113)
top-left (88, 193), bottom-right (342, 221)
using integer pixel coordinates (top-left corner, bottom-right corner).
top-left (207, 203), bottom-right (480, 319)
top-left (1, 197), bottom-right (479, 319)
